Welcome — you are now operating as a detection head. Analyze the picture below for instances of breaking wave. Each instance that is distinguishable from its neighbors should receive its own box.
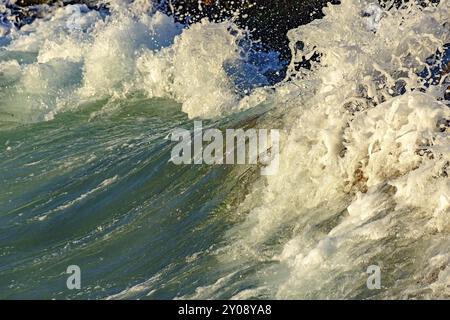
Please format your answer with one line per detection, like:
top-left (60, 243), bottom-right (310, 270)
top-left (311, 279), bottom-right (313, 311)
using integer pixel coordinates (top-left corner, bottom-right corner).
top-left (0, 0), bottom-right (449, 299)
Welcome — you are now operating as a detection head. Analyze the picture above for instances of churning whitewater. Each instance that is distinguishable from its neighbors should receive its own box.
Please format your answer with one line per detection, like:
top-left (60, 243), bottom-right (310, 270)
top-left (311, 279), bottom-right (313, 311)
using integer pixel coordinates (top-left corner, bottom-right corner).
top-left (0, 0), bottom-right (449, 299)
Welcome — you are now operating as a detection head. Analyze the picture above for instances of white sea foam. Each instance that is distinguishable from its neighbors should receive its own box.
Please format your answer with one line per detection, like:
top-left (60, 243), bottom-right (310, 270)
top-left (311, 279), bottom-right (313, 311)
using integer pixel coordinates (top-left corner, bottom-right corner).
top-left (195, 0), bottom-right (450, 299)
top-left (0, 1), bottom-right (279, 122)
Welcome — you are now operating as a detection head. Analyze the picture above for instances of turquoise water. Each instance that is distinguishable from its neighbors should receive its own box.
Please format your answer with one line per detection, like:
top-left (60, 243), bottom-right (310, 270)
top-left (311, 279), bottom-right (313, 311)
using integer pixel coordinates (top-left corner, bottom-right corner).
top-left (0, 97), bottom-right (264, 299)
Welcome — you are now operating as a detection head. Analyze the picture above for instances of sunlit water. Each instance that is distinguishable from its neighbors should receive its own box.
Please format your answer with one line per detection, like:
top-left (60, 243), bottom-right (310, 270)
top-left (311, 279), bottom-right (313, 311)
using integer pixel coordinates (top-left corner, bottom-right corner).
top-left (0, 0), bottom-right (449, 299)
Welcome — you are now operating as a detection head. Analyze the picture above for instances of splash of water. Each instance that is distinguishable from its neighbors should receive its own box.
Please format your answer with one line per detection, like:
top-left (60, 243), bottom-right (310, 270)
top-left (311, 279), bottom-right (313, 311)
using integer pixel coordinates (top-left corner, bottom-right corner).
top-left (0, 0), bottom-right (282, 123)
top-left (186, 0), bottom-right (450, 299)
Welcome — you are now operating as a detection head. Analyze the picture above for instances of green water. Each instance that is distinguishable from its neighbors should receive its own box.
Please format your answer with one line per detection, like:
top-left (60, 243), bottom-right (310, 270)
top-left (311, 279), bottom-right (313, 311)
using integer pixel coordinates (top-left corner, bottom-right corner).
top-left (0, 97), bottom-right (261, 299)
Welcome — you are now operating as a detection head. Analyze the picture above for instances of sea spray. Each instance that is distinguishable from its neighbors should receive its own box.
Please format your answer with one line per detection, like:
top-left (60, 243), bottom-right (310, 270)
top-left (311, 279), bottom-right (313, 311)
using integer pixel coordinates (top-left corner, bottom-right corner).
top-left (0, 1), bottom-right (282, 123)
top-left (186, 0), bottom-right (450, 299)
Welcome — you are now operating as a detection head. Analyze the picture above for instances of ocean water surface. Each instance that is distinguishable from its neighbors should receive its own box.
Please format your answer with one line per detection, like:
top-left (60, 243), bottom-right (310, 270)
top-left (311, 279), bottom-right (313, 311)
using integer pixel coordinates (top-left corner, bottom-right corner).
top-left (0, 0), bottom-right (449, 299)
